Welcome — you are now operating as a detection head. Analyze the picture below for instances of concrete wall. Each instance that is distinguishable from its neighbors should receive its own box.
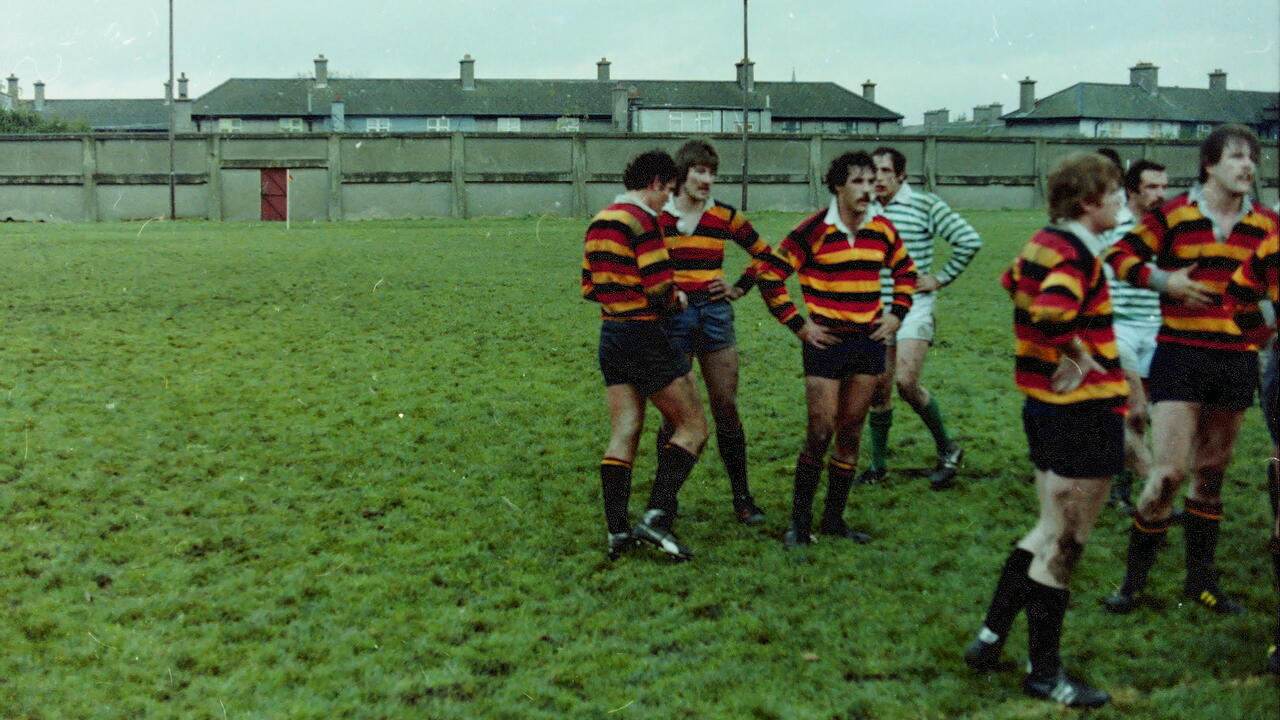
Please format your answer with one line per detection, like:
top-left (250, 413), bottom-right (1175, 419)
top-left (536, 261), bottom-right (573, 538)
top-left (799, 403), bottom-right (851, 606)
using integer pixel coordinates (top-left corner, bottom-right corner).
top-left (0, 132), bottom-right (1275, 222)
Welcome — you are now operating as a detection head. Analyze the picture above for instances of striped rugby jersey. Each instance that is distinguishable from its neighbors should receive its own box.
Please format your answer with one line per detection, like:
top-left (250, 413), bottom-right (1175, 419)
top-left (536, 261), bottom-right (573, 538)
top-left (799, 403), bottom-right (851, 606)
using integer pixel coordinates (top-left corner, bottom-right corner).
top-left (758, 200), bottom-right (916, 333)
top-left (582, 197), bottom-right (679, 321)
top-left (1103, 190), bottom-right (1275, 352)
top-left (875, 182), bottom-right (982, 297)
top-left (1001, 225), bottom-right (1127, 410)
top-left (1227, 230), bottom-right (1279, 309)
top-left (1096, 207), bottom-right (1161, 325)
top-left (659, 198), bottom-right (774, 296)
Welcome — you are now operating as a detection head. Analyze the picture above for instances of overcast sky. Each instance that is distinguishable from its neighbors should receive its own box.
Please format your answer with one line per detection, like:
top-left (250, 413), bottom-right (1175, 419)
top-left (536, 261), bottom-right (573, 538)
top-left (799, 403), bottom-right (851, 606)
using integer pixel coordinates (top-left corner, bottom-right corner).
top-left (5, 0), bottom-right (1278, 125)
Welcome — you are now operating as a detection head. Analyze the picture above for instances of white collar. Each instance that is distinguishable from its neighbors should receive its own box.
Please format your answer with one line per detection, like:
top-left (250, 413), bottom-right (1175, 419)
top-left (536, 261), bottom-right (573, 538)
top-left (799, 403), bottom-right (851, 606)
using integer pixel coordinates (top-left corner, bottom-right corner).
top-left (615, 193), bottom-right (659, 218)
top-left (1063, 220), bottom-right (1107, 254)
top-left (824, 197), bottom-right (872, 236)
top-left (883, 181), bottom-right (915, 206)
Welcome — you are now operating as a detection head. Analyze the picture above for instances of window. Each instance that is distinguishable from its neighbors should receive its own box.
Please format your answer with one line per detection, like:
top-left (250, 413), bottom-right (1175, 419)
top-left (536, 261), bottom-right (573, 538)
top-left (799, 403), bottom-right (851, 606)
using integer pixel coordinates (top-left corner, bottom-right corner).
top-left (694, 112), bottom-right (713, 132)
top-left (426, 116), bottom-right (451, 132)
top-left (1148, 122), bottom-right (1177, 139)
top-left (496, 117), bottom-right (521, 132)
top-left (668, 111), bottom-right (683, 131)
top-left (279, 117), bottom-right (304, 133)
top-left (733, 121), bottom-right (755, 133)
top-left (366, 118), bottom-right (391, 132)
top-left (555, 116), bottom-right (581, 132)
top-left (218, 117), bottom-right (243, 133)
top-left (1097, 121), bottom-right (1123, 138)
top-left (1196, 123), bottom-right (1214, 138)
top-left (780, 120), bottom-right (802, 133)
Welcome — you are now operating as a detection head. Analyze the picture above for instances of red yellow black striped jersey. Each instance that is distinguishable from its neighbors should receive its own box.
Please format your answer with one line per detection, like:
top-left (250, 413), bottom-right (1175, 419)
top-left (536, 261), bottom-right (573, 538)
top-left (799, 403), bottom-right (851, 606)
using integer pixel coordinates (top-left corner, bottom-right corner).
top-left (757, 205), bottom-right (916, 333)
top-left (1227, 229), bottom-right (1279, 311)
top-left (659, 199), bottom-right (773, 295)
top-left (1001, 226), bottom-right (1128, 409)
top-left (581, 199), bottom-right (679, 321)
top-left (1103, 192), bottom-right (1275, 351)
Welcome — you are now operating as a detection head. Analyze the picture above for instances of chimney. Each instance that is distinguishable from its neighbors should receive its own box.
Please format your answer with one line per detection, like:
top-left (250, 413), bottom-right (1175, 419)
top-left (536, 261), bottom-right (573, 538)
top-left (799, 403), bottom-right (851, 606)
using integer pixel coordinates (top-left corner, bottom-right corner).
top-left (611, 83), bottom-right (630, 132)
top-left (460, 54), bottom-right (475, 90)
top-left (331, 98), bottom-right (345, 131)
top-left (6, 74), bottom-right (17, 101)
top-left (1129, 62), bottom-right (1158, 93)
top-left (314, 54), bottom-right (328, 88)
top-left (735, 58), bottom-right (754, 92)
top-left (33, 81), bottom-right (44, 111)
top-left (862, 79), bottom-right (876, 104)
top-left (174, 74), bottom-right (192, 131)
top-left (597, 58), bottom-right (610, 81)
top-left (924, 108), bottom-right (949, 126)
top-left (972, 105), bottom-right (990, 124)
top-left (1019, 76), bottom-right (1036, 113)
top-left (1209, 68), bottom-right (1227, 92)
top-left (178, 72), bottom-right (188, 100)
top-left (163, 80), bottom-right (172, 106)
top-left (989, 102), bottom-right (1003, 119)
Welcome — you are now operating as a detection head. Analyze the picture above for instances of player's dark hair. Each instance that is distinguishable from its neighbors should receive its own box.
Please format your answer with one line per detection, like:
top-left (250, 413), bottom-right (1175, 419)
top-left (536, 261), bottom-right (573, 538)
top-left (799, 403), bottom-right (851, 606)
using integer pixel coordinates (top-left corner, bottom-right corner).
top-left (871, 146), bottom-right (907, 176)
top-left (1047, 152), bottom-right (1121, 221)
top-left (825, 151), bottom-right (875, 193)
top-left (1198, 124), bottom-right (1260, 183)
top-left (674, 139), bottom-right (719, 188)
top-left (1124, 159), bottom-right (1167, 196)
top-left (622, 150), bottom-right (678, 191)
top-left (1096, 147), bottom-right (1123, 171)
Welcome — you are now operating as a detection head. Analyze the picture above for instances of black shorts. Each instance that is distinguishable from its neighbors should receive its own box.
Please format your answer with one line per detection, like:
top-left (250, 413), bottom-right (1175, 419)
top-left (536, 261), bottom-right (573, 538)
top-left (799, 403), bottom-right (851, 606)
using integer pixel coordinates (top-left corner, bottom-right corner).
top-left (802, 333), bottom-right (885, 380)
top-left (663, 298), bottom-right (737, 356)
top-left (1022, 398), bottom-right (1125, 479)
top-left (1147, 343), bottom-right (1258, 411)
top-left (598, 320), bottom-right (690, 397)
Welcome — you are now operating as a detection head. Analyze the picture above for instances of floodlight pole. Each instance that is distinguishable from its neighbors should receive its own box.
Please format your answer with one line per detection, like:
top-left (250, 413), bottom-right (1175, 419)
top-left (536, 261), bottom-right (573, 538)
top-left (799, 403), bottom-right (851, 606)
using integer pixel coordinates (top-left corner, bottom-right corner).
top-left (167, 0), bottom-right (176, 220)
top-left (740, 0), bottom-right (749, 211)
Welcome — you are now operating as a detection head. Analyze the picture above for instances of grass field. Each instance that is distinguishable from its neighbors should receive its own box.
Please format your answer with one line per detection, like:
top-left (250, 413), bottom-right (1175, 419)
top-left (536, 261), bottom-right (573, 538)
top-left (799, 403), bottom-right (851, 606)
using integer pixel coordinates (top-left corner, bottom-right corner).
top-left (0, 211), bottom-right (1275, 719)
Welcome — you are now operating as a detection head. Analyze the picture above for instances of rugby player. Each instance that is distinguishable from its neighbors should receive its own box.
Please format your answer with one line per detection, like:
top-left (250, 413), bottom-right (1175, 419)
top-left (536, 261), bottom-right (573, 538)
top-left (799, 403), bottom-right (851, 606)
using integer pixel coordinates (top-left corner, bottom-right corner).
top-left (1101, 125), bottom-right (1274, 616)
top-left (657, 140), bottom-right (774, 525)
top-left (757, 151), bottom-right (916, 546)
top-left (859, 147), bottom-right (982, 489)
top-left (964, 152), bottom-right (1126, 708)
top-left (582, 150), bottom-right (708, 560)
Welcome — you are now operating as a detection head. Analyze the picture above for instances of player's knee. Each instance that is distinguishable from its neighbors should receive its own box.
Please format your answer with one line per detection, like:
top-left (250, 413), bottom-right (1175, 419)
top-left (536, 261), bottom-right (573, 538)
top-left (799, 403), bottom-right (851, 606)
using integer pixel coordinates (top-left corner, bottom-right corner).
top-left (1193, 466), bottom-right (1225, 499)
top-left (805, 424), bottom-right (834, 456)
top-left (1148, 467), bottom-right (1185, 508)
top-left (1125, 409), bottom-right (1149, 434)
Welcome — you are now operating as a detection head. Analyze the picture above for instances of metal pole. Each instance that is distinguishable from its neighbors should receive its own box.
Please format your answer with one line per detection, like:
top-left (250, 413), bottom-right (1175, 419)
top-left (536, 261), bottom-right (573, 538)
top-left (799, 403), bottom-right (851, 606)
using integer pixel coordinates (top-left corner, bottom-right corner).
top-left (167, 0), bottom-right (176, 220)
top-left (740, 0), bottom-right (749, 211)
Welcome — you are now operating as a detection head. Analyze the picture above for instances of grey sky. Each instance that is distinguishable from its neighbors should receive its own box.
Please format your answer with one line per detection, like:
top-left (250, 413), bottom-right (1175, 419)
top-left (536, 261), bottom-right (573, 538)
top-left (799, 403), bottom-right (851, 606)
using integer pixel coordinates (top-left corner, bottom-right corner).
top-left (6, 0), bottom-right (1278, 125)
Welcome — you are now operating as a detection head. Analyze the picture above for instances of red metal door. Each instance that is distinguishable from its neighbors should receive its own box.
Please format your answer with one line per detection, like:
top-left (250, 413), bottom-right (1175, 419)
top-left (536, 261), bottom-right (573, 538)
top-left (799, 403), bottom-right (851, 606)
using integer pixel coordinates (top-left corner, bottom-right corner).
top-left (261, 168), bottom-right (287, 221)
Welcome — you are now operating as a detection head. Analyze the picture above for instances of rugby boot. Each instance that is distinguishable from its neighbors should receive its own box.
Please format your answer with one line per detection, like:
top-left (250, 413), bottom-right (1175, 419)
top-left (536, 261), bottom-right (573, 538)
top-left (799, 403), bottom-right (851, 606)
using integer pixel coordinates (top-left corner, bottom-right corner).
top-left (732, 494), bottom-right (766, 526)
top-left (632, 510), bottom-right (693, 560)
top-left (1184, 571), bottom-right (1244, 615)
top-left (1022, 669), bottom-right (1110, 708)
top-left (607, 532), bottom-right (637, 561)
top-left (1268, 645), bottom-right (1279, 675)
top-left (963, 632), bottom-right (1003, 672)
top-left (817, 518), bottom-right (871, 544)
top-left (855, 466), bottom-right (888, 486)
top-left (929, 442), bottom-right (963, 489)
top-left (783, 525), bottom-right (815, 548)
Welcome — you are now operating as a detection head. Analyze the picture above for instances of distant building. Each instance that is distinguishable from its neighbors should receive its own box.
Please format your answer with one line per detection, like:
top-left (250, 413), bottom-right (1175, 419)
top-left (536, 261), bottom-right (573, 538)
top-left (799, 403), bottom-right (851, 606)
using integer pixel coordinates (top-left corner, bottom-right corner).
top-left (899, 103), bottom-right (1007, 136)
top-left (191, 55), bottom-right (902, 134)
top-left (1, 73), bottom-right (192, 133)
top-left (1001, 63), bottom-right (1279, 139)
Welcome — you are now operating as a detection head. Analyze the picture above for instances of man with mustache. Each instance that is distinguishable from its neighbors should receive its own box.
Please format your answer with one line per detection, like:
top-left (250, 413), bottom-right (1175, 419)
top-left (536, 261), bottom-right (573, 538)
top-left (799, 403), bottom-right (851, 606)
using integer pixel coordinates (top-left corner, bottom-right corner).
top-left (859, 147), bottom-right (983, 489)
top-left (1101, 125), bottom-right (1274, 617)
top-left (757, 151), bottom-right (916, 546)
top-left (657, 140), bottom-right (775, 526)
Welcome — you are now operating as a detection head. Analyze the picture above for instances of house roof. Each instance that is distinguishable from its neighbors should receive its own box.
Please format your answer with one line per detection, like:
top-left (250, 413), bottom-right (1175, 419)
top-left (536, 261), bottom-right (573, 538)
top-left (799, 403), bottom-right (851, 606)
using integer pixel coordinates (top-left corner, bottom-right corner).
top-left (1002, 82), bottom-right (1278, 124)
top-left (192, 77), bottom-right (901, 121)
top-left (33, 99), bottom-right (170, 131)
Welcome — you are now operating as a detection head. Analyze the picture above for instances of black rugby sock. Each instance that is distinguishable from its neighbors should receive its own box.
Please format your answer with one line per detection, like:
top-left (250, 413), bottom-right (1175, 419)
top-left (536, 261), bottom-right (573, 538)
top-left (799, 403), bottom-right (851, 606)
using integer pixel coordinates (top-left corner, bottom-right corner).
top-left (979, 547), bottom-right (1034, 642)
top-left (1025, 580), bottom-right (1070, 681)
top-left (790, 454), bottom-right (823, 533)
top-left (600, 458), bottom-right (632, 535)
top-left (716, 425), bottom-right (749, 499)
top-left (648, 443), bottom-right (697, 519)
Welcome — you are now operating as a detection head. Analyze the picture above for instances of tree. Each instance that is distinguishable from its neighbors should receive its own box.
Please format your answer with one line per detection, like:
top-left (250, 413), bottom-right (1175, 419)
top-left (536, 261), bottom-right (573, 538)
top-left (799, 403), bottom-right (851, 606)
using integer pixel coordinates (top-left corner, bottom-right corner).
top-left (0, 108), bottom-right (89, 134)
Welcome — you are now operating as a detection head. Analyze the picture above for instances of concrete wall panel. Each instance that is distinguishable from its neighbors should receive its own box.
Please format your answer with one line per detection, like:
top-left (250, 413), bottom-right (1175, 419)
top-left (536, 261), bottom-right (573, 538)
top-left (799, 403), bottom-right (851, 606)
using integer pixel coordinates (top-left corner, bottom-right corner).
top-left (220, 169), bottom-right (261, 222)
top-left (342, 183), bottom-right (452, 219)
top-left (465, 137), bottom-right (572, 174)
top-left (466, 183), bottom-right (574, 217)
top-left (0, 186), bottom-right (83, 221)
top-left (0, 139), bottom-right (82, 175)
top-left (939, 141), bottom-right (1035, 176)
top-left (96, 184), bottom-right (208, 221)
top-left (96, 137), bottom-right (206, 174)
top-left (341, 136), bottom-right (451, 173)
top-left (220, 137), bottom-right (328, 160)
top-left (936, 184), bottom-right (1037, 211)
